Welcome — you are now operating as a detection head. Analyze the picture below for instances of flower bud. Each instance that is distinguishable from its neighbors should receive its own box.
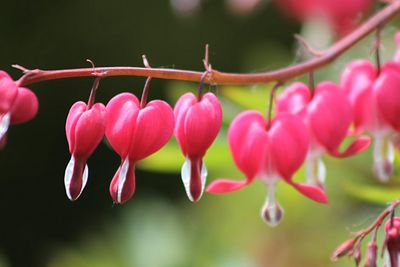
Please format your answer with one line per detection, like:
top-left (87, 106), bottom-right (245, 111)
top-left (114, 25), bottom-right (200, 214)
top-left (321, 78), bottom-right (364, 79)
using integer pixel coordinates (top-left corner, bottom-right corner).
top-left (331, 238), bottom-right (357, 261)
top-left (363, 241), bottom-right (377, 267)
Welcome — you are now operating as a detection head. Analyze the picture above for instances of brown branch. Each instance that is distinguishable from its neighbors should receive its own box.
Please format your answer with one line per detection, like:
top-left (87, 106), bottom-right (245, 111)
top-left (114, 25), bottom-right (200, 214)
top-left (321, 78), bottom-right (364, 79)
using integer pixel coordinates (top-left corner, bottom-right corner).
top-left (17, 1), bottom-right (400, 87)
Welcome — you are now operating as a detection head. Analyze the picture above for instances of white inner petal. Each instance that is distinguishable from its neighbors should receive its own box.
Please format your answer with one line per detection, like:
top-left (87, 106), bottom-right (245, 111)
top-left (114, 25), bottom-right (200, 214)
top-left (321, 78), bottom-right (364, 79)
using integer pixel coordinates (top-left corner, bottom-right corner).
top-left (305, 154), bottom-right (326, 187)
top-left (200, 161), bottom-right (207, 198)
top-left (0, 112), bottom-right (11, 141)
top-left (117, 158), bottom-right (130, 204)
top-left (64, 156), bottom-right (75, 200)
top-left (181, 157), bottom-right (207, 202)
top-left (181, 158), bottom-right (193, 202)
top-left (373, 135), bottom-right (394, 182)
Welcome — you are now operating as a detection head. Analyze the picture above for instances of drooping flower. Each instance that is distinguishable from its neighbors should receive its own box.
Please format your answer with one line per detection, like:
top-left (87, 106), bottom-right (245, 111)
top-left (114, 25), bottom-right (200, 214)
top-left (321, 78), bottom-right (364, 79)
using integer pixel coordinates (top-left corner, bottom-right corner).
top-left (0, 71), bottom-right (39, 148)
top-left (341, 60), bottom-right (400, 181)
top-left (207, 111), bottom-right (328, 226)
top-left (64, 101), bottom-right (106, 201)
top-left (174, 92), bottom-right (222, 202)
top-left (384, 217), bottom-right (400, 267)
top-left (275, 0), bottom-right (372, 35)
top-left (276, 81), bottom-right (370, 187)
top-left (105, 93), bottom-right (175, 204)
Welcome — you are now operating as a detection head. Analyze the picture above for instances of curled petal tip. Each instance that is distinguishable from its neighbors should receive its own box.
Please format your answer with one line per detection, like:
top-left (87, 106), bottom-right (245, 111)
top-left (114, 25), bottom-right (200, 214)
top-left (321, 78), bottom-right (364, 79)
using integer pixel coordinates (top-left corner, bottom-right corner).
top-left (329, 136), bottom-right (371, 158)
top-left (206, 178), bottom-right (251, 194)
top-left (290, 182), bottom-right (329, 204)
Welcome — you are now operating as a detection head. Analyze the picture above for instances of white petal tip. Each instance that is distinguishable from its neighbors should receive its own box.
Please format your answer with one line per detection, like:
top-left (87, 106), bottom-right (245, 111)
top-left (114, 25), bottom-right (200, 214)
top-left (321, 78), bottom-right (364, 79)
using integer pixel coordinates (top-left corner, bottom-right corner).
top-left (64, 156), bottom-right (89, 201)
top-left (181, 158), bottom-right (207, 202)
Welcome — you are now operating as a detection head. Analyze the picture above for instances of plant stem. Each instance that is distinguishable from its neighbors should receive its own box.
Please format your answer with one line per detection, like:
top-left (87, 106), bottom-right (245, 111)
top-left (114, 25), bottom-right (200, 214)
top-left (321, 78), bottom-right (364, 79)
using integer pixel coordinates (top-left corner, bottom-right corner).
top-left (16, 1), bottom-right (400, 87)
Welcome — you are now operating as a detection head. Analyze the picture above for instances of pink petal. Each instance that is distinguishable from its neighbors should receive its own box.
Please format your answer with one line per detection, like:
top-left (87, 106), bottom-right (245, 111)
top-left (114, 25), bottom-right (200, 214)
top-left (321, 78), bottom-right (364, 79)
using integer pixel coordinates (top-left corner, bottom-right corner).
top-left (174, 93), bottom-right (197, 155)
top-left (65, 101), bottom-right (87, 153)
top-left (206, 178), bottom-right (251, 193)
top-left (276, 82), bottom-right (311, 117)
top-left (340, 60), bottom-right (376, 107)
top-left (0, 71), bottom-right (18, 114)
top-left (105, 93), bottom-right (139, 158)
top-left (329, 135), bottom-right (371, 158)
top-left (129, 100), bottom-right (174, 161)
top-left (340, 60), bottom-right (382, 133)
top-left (289, 181), bottom-right (328, 204)
top-left (228, 111), bottom-right (268, 180)
top-left (269, 113), bottom-right (309, 180)
top-left (375, 63), bottom-right (400, 132)
top-left (308, 81), bottom-right (353, 153)
top-left (10, 87), bottom-right (39, 124)
top-left (72, 103), bottom-right (106, 158)
top-left (180, 92), bottom-right (222, 157)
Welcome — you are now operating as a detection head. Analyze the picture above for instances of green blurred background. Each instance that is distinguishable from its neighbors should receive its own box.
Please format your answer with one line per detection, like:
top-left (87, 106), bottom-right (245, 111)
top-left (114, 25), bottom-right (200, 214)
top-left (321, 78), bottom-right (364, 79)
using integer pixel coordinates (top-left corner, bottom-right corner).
top-left (0, 1), bottom-right (399, 267)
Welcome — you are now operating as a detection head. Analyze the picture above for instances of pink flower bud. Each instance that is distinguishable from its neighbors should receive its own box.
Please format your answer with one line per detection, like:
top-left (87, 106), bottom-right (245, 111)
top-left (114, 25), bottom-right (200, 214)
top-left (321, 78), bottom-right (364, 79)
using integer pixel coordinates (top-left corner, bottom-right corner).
top-left (331, 238), bottom-right (357, 261)
top-left (363, 241), bottom-right (377, 267)
top-left (65, 101), bottom-right (106, 201)
top-left (174, 92), bottom-right (222, 202)
top-left (105, 93), bottom-right (174, 204)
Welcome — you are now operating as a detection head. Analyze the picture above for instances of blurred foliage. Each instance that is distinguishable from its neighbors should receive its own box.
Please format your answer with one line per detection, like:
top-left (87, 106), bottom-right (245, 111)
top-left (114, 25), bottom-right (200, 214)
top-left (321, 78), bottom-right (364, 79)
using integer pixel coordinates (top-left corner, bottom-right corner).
top-left (0, 1), bottom-right (400, 267)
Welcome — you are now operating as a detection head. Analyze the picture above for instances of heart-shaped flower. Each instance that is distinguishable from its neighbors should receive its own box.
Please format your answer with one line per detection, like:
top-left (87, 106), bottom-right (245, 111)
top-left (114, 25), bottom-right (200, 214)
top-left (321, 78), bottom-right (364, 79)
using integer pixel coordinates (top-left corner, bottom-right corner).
top-left (341, 60), bottom-right (399, 181)
top-left (277, 81), bottom-right (370, 187)
top-left (65, 101), bottom-right (106, 201)
top-left (207, 111), bottom-right (327, 226)
top-left (105, 93), bottom-right (175, 204)
top-left (174, 92), bottom-right (222, 202)
top-left (0, 71), bottom-right (38, 148)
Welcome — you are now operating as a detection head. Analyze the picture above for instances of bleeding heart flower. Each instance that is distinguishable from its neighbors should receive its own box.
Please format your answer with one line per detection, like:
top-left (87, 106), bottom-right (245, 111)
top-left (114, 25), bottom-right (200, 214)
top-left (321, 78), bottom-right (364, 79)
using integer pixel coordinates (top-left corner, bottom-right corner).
top-left (64, 101), bottom-right (106, 201)
top-left (105, 93), bottom-right (175, 204)
top-left (207, 111), bottom-right (327, 226)
top-left (174, 92), bottom-right (222, 202)
top-left (0, 71), bottom-right (39, 148)
top-left (275, 0), bottom-right (372, 35)
top-left (341, 60), bottom-right (399, 182)
top-left (277, 81), bottom-right (370, 187)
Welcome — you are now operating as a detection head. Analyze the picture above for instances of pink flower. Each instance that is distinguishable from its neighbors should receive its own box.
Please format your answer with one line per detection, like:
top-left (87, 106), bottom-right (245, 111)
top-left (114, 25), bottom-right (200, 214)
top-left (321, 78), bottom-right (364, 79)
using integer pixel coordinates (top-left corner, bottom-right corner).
top-left (174, 92), bottom-right (222, 202)
top-left (0, 71), bottom-right (38, 147)
top-left (275, 0), bottom-right (372, 35)
top-left (207, 111), bottom-right (327, 226)
top-left (105, 93), bottom-right (175, 204)
top-left (277, 81), bottom-right (370, 187)
top-left (65, 101), bottom-right (106, 201)
top-left (375, 63), bottom-right (400, 133)
top-left (341, 60), bottom-right (400, 181)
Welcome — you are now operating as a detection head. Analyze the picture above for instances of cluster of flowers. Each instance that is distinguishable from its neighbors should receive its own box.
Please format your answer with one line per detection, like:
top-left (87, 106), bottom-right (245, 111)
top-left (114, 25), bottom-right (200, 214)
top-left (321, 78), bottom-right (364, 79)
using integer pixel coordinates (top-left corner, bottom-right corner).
top-left (333, 212), bottom-right (400, 267)
top-left (1, 33), bottom-right (400, 226)
top-left (64, 87), bottom-right (222, 205)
